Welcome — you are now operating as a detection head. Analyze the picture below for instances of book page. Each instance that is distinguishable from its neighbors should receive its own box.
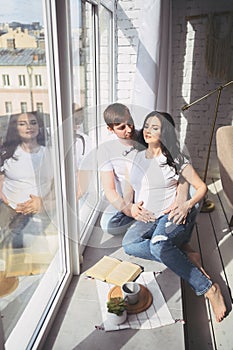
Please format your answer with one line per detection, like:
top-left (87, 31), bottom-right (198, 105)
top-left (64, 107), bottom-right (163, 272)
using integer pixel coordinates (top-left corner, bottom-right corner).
top-left (106, 261), bottom-right (142, 286)
top-left (85, 256), bottom-right (121, 281)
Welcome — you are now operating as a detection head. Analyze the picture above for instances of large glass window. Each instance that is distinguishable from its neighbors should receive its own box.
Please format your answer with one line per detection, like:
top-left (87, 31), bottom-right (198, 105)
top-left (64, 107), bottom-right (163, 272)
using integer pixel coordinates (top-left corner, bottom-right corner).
top-left (0, 0), bottom-right (114, 347)
top-left (0, 1), bottom-right (70, 348)
top-left (99, 4), bottom-right (113, 106)
top-left (70, 0), bottom-right (114, 239)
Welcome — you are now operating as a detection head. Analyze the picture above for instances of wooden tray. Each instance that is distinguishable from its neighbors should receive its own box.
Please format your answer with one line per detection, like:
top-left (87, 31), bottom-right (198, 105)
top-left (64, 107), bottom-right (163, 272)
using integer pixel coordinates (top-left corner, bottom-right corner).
top-left (108, 284), bottom-right (153, 314)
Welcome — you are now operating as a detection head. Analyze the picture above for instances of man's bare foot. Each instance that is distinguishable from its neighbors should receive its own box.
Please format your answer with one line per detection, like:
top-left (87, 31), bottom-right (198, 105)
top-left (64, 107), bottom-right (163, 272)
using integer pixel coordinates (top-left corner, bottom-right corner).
top-left (182, 243), bottom-right (210, 279)
top-left (205, 283), bottom-right (226, 322)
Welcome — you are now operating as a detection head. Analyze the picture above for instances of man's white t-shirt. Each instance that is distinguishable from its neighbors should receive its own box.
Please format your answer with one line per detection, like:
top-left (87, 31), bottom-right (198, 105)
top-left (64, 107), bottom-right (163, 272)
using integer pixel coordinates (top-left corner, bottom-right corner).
top-left (2, 145), bottom-right (53, 209)
top-left (130, 151), bottom-right (189, 218)
top-left (98, 134), bottom-right (137, 197)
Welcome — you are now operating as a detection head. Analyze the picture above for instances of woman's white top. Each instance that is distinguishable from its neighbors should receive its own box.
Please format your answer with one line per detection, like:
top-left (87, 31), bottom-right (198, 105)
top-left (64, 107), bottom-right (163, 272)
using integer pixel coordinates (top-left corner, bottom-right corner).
top-left (130, 151), bottom-right (189, 218)
top-left (2, 145), bottom-right (53, 209)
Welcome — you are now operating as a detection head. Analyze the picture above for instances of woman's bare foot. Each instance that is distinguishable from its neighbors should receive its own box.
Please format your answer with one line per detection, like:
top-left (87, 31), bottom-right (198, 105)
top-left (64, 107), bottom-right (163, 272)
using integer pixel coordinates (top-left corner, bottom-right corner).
top-left (182, 243), bottom-right (210, 279)
top-left (205, 283), bottom-right (226, 322)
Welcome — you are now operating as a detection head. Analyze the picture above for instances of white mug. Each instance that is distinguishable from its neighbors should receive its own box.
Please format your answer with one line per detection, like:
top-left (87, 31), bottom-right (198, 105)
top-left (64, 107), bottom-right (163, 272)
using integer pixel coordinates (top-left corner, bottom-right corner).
top-left (122, 281), bottom-right (140, 305)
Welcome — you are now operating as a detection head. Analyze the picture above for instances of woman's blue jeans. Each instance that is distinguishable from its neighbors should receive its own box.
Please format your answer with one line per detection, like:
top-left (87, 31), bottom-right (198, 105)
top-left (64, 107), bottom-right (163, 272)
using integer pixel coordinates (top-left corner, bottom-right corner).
top-left (122, 213), bottom-right (212, 296)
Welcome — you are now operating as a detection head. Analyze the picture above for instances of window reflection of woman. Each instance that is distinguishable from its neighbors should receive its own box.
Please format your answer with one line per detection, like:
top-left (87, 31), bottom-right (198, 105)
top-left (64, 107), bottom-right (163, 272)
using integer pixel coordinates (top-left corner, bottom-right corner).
top-left (0, 112), bottom-right (53, 249)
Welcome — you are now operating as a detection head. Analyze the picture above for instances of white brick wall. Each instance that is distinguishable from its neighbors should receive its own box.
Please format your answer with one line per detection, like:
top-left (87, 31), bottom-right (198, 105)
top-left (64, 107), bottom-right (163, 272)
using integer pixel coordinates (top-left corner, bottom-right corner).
top-left (116, 0), bottom-right (233, 178)
top-left (115, 0), bottom-right (140, 105)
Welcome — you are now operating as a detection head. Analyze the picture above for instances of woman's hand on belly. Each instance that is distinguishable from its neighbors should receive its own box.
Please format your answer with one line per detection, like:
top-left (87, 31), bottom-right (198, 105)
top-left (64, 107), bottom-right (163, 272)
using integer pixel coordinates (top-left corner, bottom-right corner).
top-left (163, 200), bottom-right (191, 225)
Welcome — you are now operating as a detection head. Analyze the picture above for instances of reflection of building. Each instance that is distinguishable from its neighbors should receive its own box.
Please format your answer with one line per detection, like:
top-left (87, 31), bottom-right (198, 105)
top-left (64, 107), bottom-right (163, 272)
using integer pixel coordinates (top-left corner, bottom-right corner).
top-left (0, 22), bottom-right (48, 116)
top-left (0, 22), bottom-right (44, 49)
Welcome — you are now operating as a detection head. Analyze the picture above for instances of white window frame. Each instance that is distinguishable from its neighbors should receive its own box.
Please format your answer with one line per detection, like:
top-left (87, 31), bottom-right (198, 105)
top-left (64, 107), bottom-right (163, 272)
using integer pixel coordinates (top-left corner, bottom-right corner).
top-left (20, 101), bottom-right (27, 113)
top-left (3, 1), bottom-right (77, 348)
top-left (35, 74), bottom-right (42, 86)
top-left (3, 74), bottom-right (10, 86)
top-left (5, 101), bottom-right (12, 114)
top-left (19, 74), bottom-right (26, 86)
top-left (36, 102), bottom-right (43, 112)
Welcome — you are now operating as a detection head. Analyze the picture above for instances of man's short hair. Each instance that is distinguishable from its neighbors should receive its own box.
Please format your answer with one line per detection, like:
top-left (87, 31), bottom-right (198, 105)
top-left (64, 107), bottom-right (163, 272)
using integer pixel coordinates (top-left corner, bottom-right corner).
top-left (103, 103), bottom-right (133, 129)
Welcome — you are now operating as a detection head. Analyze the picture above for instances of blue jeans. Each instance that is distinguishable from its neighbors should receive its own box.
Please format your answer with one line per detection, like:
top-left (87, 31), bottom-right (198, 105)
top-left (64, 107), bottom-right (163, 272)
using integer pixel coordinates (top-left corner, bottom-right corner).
top-left (122, 213), bottom-right (212, 296)
top-left (100, 204), bottom-right (135, 235)
top-left (0, 201), bottom-right (50, 249)
top-left (101, 186), bottom-right (200, 237)
top-left (0, 201), bottom-right (32, 248)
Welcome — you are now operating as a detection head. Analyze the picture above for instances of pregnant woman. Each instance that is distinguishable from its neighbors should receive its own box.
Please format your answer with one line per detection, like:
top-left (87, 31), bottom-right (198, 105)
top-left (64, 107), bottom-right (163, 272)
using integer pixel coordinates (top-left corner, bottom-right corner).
top-left (122, 111), bottom-right (226, 323)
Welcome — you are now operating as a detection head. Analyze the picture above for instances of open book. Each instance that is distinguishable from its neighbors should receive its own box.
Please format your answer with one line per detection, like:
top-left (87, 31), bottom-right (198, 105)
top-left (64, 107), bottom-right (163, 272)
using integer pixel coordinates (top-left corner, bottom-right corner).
top-left (85, 256), bottom-right (143, 286)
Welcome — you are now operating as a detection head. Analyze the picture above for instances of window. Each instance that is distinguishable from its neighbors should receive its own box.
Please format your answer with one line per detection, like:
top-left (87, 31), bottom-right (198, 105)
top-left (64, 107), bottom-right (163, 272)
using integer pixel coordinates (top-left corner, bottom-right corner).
top-left (0, 2), bottom-right (68, 347)
top-left (5, 101), bottom-right (12, 113)
top-left (0, 1), bottom-right (115, 348)
top-left (20, 102), bottom-right (27, 113)
top-left (18, 74), bottom-right (26, 86)
top-left (70, 0), bottom-right (114, 238)
top-left (2, 74), bottom-right (10, 86)
top-left (70, 0), bottom-right (98, 237)
top-left (7, 38), bottom-right (15, 49)
top-left (35, 74), bottom-right (42, 86)
top-left (99, 4), bottom-right (113, 105)
top-left (36, 102), bottom-right (43, 112)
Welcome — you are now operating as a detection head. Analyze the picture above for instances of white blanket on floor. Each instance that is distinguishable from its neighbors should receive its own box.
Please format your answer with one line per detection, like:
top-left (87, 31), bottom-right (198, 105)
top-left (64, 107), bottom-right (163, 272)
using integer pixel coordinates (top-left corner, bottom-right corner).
top-left (96, 271), bottom-right (175, 331)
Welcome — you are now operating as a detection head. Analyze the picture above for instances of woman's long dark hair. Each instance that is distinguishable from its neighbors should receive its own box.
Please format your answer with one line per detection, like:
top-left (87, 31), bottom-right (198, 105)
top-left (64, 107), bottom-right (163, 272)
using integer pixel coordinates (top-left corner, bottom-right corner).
top-left (0, 112), bottom-right (45, 165)
top-left (138, 111), bottom-right (189, 173)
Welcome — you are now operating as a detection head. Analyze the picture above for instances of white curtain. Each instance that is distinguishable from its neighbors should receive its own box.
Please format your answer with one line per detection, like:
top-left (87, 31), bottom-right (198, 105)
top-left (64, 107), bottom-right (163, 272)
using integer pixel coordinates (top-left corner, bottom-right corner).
top-left (132, 0), bottom-right (172, 115)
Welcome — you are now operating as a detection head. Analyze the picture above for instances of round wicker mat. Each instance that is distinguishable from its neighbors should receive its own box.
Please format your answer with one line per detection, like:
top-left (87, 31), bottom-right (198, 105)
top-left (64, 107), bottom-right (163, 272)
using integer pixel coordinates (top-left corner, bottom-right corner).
top-left (108, 284), bottom-right (153, 314)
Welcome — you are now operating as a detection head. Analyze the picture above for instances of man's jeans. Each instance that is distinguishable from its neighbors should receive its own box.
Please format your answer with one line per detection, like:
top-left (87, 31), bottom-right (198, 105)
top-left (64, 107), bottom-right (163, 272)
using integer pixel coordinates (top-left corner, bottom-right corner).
top-left (100, 204), bottom-right (135, 235)
top-left (122, 213), bottom-right (212, 296)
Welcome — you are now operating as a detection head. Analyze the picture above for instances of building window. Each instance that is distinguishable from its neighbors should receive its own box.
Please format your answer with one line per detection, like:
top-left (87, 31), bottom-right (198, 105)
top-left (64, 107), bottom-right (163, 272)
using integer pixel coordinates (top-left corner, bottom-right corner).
top-left (36, 102), bottom-right (43, 112)
top-left (20, 102), bottom-right (27, 113)
top-left (5, 101), bottom-right (12, 114)
top-left (35, 74), bottom-right (42, 86)
top-left (2, 74), bottom-right (10, 86)
top-left (7, 38), bottom-right (16, 49)
top-left (19, 75), bottom-right (26, 86)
